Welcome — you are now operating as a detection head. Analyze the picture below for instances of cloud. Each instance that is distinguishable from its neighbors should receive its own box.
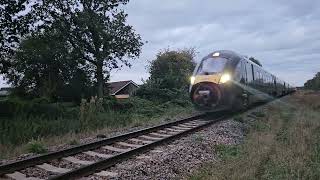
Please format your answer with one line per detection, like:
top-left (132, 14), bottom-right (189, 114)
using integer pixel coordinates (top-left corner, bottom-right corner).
top-left (112, 0), bottom-right (320, 86)
top-left (1, 0), bottom-right (319, 87)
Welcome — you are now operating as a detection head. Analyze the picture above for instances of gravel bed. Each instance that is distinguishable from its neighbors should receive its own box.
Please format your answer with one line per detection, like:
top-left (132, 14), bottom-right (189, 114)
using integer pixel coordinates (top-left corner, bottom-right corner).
top-left (0, 153), bottom-right (36, 166)
top-left (20, 167), bottom-right (54, 179)
top-left (94, 148), bottom-right (120, 156)
top-left (145, 133), bottom-right (165, 138)
top-left (110, 143), bottom-right (133, 150)
top-left (74, 153), bottom-right (103, 162)
top-left (1, 110), bottom-right (263, 180)
top-left (125, 139), bottom-right (146, 145)
top-left (0, 113), bottom-right (198, 165)
top-left (83, 116), bottom-right (249, 180)
top-left (49, 159), bottom-right (79, 169)
top-left (49, 113), bottom-right (200, 153)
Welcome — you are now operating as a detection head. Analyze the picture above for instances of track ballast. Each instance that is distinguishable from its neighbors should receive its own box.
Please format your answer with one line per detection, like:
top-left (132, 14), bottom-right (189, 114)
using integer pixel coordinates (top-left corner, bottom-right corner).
top-left (0, 113), bottom-right (227, 179)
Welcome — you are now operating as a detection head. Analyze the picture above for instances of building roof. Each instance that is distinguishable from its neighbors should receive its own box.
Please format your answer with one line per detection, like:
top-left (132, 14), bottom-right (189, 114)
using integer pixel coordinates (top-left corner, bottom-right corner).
top-left (0, 87), bottom-right (12, 96)
top-left (107, 80), bottom-right (139, 95)
top-left (0, 87), bottom-right (13, 91)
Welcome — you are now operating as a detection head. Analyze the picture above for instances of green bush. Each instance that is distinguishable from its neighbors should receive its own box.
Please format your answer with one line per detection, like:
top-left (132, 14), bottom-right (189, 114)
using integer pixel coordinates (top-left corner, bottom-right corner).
top-left (0, 92), bottom-right (193, 146)
top-left (26, 140), bottom-right (47, 154)
top-left (0, 97), bottom-right (76, 119)
top-left (135, 83), bottom-right (189, 103)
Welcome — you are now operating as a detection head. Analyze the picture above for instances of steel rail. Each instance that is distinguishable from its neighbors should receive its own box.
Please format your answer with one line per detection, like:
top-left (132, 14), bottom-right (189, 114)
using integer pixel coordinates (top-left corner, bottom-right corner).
top-left (0, 114), bottom-right (207, 176)
top-left (51, 115), bottom-right (227, 180)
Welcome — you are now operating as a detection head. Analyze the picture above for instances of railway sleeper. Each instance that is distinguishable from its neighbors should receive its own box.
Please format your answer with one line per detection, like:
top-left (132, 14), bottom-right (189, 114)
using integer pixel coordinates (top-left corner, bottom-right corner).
top-left (6, 171), bottom-right (43, 180)
top-left (171, 126), bottom-right (191, 130)
top-left (36, 163), bottom-right (70, 174)
top-left (158, 130), bottom-right (177, 135)
top-left (179, 124), bottom-right (198, 128)
top-left (116, 142), bottom-right (142, 148)
top-left (83, 151), bottom-right (113, 159)
top-left (62, 157), bottom-right (94, 165)
top-left (165, 128), bottom-right (184, 132)
top-left (139, 135), bottom-right (162, 141)
top-left (102, 145), bottom-right (130, 153)
top-left (149, 132), bottom-right (171, 137)
top-left (128, 138), bottom-right (153, 144)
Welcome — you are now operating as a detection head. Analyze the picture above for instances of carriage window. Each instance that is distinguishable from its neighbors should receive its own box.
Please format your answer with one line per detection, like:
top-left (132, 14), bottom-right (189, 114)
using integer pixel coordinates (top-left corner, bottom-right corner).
top-left (196, 57), bottom-right (227, 75)
top-left (241, 61), bottom-right (247, 82)
top-left (246, 63), bottom-right (253, 82)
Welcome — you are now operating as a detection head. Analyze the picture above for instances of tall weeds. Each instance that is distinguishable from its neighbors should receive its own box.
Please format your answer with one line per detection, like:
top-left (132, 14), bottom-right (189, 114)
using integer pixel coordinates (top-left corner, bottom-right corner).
top-left (79, 96), bottom-right (103, 131)
top-left (0, 96), bottom-right (192, 147)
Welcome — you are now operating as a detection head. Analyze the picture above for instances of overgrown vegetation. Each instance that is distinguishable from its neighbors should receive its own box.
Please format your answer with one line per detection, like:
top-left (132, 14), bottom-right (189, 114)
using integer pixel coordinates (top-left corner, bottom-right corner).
top-left (214, 144), bottom-right (242, 160)
top-left (0, 47), bottom-right (196, 158)
top-left (190, 91), bottom-right (320, 180)
top-left (26, 140), bottom-right (47, 154)
top-left (136, 48), bottom-right (196, 102)
top-left (304, 72), bottom-right (320, 90)
top-left (1, 0), bottom-right (143, 99)
top-left (0, 0), bottom-right (197, 159)
top-left (0, 95), bottom-right (192, 146)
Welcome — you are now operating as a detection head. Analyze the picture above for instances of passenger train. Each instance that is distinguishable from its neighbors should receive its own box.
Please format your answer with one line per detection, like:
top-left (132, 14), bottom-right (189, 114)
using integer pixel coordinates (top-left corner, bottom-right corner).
top-left (189, 50), bottom-right (295, 111)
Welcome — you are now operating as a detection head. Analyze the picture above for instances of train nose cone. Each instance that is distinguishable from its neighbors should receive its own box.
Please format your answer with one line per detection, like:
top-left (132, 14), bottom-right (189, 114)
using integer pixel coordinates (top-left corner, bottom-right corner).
top-left (191, 83), bottom-right (221, 108)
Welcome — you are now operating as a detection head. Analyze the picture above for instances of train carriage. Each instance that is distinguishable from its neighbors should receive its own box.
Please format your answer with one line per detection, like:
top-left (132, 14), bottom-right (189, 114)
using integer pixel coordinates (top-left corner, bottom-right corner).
top-left (189, 50), bottom-right (294, 112)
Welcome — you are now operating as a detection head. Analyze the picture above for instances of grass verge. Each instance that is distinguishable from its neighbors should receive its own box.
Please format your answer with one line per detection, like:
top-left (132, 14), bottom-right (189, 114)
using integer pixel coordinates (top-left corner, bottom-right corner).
top-left (0, 97), bottom-right (196, 160)
top-left (190, 91), bottom-right (320, 180)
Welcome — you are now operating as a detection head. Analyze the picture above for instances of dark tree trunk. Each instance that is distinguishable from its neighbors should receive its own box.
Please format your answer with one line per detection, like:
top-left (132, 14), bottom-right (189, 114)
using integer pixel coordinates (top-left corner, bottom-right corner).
top-left (96, 62), bottom-right (104, 98)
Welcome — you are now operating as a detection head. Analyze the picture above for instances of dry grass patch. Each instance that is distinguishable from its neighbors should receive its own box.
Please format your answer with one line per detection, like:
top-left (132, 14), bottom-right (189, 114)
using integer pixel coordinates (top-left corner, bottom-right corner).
top-left (190, 91), bottom-right (320, 180)
top-left (0, 106), bottom-right (195, 160)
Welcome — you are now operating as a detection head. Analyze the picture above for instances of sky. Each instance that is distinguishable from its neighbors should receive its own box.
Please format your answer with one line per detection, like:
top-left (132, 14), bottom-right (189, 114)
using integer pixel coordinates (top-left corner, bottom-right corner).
top-left (1, 0), bottom-right (319, 87)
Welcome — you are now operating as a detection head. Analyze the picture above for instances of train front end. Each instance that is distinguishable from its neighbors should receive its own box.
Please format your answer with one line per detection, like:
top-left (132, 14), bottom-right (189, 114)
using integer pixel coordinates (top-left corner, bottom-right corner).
top-left (189, 52), bottom-right (235, 111)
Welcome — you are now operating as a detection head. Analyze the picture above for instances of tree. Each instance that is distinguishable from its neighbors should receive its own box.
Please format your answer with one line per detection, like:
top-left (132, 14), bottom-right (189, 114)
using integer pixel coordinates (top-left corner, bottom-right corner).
top-left (0, 0), bottom-right (39, 73)
top-left (1, 0), bottom-right (144, 98)
top-left (7, 29), bottom-right (92, 101)
top-left (148, 48), bottom-right (196, 89)
top-left (304, 72), bottom-right (320, 90)
top-left (136, 48), bottom-right (196, 102)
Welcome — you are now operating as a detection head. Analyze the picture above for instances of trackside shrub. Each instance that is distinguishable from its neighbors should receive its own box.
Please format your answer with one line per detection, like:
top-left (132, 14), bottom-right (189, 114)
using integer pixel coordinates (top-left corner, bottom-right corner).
top-left (0, 97), bottom-right (71, 119)
top-left (26, 140), bottom-right (47, 154)
top-left (79, 97), bottom-right (103, 131)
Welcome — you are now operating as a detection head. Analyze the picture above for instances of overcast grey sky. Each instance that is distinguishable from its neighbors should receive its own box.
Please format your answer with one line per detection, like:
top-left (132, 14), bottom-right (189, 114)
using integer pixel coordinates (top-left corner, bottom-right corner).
top-left (1, 0), bottom-right (319, 87)
top-left (110, 0), bottom-right (319, 86)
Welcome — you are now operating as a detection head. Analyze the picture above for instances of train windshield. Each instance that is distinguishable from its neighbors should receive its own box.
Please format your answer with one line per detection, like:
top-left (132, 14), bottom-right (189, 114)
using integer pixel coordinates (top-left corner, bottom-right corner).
top-left (196, 57), bottom-right (227, 75)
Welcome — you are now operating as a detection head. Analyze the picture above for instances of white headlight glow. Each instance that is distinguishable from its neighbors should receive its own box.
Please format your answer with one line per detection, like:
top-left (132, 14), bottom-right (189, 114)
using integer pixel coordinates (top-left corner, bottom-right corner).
top-left (220, 73), bottom-right (231, 83)
top-left (190, 76), bottom-right (196, 85)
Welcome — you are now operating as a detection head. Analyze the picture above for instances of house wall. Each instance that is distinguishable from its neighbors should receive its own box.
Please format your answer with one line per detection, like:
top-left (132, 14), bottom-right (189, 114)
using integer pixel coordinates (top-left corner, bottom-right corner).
top-left (116, 83), bottom-right (138, 96)
top-left (0, 90), bottom-right (10, 96)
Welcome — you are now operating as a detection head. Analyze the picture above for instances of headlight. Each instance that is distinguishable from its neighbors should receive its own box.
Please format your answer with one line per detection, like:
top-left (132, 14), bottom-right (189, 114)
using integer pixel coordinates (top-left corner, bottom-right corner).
top-left (190, 76), bottom-right (196, 85)
top-left (220, 73), bottom-right (231, 83)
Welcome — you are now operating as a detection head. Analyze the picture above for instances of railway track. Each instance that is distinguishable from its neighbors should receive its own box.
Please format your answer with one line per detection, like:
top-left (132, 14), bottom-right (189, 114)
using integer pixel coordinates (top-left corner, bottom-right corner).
top-left (0, 113), bottom-right (228, 180)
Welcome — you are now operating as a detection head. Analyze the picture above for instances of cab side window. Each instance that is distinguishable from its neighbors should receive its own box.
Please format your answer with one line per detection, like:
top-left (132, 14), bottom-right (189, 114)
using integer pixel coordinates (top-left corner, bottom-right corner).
top-left (246, 63), bottom-right (253, 83)
top-left (234, 62), bottom-right (242, 81)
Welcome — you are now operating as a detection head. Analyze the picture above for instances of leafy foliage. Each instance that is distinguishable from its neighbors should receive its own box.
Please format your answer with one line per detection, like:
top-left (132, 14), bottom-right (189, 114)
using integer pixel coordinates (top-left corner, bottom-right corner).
top-left (26, 140), bottom-right (47, 154)
top-left (79, 97), bottom-right (103, 130)
top-left (149, 48), bottom-right (196, 89)
top-left (136, 48), bottom-right (196, 102)
top-left (1, 0), bottom-right (144, 98)
top-left (0, 96), bottom-right (192, 145)
top-left (6, 30), bottom-right (93, 101)
top-left (0, 97), bottom-right (77, 119)
top-left (0, 0), bottom-right (38, 73)
top-left (304, 72), bottom-right (320, 90)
